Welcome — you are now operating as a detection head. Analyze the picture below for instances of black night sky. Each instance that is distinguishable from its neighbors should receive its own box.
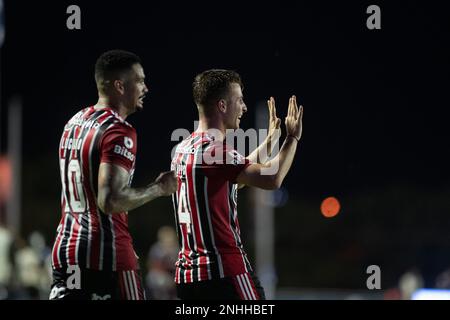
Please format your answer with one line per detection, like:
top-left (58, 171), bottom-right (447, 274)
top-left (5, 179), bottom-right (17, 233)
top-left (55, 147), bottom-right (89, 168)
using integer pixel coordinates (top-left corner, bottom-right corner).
top-left (1, 1), bottom-right (450, 290)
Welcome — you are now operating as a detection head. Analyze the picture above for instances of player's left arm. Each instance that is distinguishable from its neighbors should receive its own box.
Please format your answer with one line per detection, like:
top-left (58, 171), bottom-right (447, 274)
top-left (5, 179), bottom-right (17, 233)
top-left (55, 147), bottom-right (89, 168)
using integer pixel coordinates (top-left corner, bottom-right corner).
top-left (246, 97), bottom-right (281, 164)
top-left (236, 96), bottom-right (303, 190)
top-left (240, 97), bottom-right (281, 189)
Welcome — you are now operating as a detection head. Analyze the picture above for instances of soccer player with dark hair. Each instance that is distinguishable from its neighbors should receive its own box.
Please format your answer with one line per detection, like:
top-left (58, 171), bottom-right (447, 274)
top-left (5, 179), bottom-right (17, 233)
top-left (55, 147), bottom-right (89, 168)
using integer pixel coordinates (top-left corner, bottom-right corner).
top-left (50, 50), bottom-right (178, 300)
top-left (171, 69), bottom-right (303, 300)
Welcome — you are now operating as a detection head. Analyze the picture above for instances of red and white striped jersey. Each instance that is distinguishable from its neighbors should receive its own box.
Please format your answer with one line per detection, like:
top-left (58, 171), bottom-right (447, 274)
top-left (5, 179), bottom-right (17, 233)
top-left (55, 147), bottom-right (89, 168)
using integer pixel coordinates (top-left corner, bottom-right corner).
top-left (171, 132), bottom-right (253, 284)
top-left (52, 106), bottom-right (138, 272)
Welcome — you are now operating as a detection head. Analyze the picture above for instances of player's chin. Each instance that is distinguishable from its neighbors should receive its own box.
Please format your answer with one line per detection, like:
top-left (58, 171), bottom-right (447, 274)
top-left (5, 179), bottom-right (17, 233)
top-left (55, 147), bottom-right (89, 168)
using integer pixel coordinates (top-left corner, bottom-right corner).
top-left (135, 102), bottom-right (144, 112)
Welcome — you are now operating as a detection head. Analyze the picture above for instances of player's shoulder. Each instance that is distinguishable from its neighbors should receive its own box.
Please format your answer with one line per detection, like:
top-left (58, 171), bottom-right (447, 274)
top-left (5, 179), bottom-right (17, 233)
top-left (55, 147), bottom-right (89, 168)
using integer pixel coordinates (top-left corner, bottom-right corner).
top-left (106, 119), bottom-right (136, 133)
top-left (100, 112), bottom-right (136, 139)
top-left (204, 138), bottom-right (233, 153)
top-left (206, 140), bottom-right (246, 165)
top-left (105, 109), bottom-right (135, 131)
top-left (64, 106), bottom-right (93, 130)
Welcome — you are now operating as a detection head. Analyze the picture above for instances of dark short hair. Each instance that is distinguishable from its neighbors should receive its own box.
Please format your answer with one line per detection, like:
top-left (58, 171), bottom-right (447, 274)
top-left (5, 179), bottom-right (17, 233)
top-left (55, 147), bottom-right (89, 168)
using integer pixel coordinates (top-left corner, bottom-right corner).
top-left (193, 69), bottom-right (243, 114)
top-left (95, 49), bottom-right (142, 84)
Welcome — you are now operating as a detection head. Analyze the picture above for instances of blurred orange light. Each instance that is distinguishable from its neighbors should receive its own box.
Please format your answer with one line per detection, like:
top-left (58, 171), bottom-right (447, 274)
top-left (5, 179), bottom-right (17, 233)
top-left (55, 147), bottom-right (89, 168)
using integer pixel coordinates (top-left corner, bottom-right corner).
top-left (321, 196), bottom-right (340, 218)
top-left (0, 156), bottom-right (12, 202)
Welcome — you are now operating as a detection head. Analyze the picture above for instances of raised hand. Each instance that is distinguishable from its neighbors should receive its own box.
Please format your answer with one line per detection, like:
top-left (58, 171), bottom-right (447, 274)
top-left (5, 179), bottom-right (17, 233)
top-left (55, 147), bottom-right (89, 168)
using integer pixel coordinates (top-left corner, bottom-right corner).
top-left (267, 97), bottom-right (282, 139)
top-left (285, 95), bottom-right (303, 141)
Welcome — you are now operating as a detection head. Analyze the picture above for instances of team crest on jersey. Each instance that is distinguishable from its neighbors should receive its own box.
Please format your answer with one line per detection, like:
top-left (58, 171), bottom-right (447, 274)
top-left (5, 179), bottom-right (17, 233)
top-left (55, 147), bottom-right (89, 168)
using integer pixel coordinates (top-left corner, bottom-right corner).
top-left (124, 137), bottom-right (134, 149)
top-left (228, 150), bottom-right (245, 165)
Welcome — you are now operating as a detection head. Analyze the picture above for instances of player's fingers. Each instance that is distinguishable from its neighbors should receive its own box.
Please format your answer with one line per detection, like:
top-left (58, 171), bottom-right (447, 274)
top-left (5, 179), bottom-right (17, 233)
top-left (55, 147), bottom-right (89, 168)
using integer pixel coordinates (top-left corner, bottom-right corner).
top-left (291, 96), bottom-right (296, 118)
top-left (270, 103), bottom-right (275, 120)
top-left (267, 98), bottom-right (273, 117)
top-left (293, 95), bottom-right (300, 119)
top-left (288, 96), bottom-right (294, 118)
top-left (272, 98), bottom-right (277, 119)
top-left (271, 97), bottom-right (276, 111)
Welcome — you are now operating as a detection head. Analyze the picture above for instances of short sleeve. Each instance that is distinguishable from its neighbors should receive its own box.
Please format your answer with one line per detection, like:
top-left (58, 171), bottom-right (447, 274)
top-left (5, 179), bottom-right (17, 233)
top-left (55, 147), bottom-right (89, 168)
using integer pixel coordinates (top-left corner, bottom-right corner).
top-left (200, 141), bottom-right (251, 183)
top-left (100, 124), bottom-right (137, 172)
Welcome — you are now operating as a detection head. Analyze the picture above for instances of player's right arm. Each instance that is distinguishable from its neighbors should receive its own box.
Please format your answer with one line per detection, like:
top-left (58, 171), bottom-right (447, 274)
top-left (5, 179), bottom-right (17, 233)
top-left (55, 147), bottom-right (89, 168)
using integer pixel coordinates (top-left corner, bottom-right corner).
top-left (97, 164), bottom-right (177, 214)
top-left (236, 96), bottom-right (303, 190)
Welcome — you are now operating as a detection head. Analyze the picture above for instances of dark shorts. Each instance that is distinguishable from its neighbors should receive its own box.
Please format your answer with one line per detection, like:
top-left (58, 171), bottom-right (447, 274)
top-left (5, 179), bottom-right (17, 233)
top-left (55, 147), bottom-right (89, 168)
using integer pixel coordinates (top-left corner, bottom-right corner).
top-left (50, 267), bottom-right (145, 300)
top-left (176, 272), bottom-right (266, 300)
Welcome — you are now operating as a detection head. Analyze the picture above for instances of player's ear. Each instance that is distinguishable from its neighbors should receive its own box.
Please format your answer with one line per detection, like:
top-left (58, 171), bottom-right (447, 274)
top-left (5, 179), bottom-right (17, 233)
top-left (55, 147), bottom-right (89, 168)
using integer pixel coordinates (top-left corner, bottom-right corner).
top-left (113, 79), bottom-right (125, 95)
top-left (217, 99), bottom-right (227, 113)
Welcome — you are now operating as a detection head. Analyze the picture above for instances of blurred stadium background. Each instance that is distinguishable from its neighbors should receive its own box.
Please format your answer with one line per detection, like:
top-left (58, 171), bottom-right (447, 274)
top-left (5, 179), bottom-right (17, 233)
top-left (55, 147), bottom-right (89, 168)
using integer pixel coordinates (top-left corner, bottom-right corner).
top-left (1, 1), bottom-right (450, 300)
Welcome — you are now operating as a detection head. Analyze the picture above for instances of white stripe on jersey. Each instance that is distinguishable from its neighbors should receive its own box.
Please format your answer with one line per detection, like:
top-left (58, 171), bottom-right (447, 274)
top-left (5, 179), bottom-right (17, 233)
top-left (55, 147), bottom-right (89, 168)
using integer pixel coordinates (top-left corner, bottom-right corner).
top-left (243, 273), bottom-right (257, 300)
top-left (86, 116), bottom-right (114, 268)
top-left (192, 145), bottom-right (210, 281)
top-left (131, 271), bottom-right (140, 300)
top-left (65, 214), bottom-right (76, 265)
top-left (127, 271), bottom-right (136, 300)
top-left (183, 145), bottom-right (202, 282)
top-left (236, 274), bottom-right (249, 300)
top-left (89, 120), bottom-right (115, 200)
top-left (227, 185), bottom-right (249, 274)
top-left (182, 152), bottom-right (197, 281)
top-left (122, 271), bottom-right (131, 299)
top-left (109, 215), bottom-right (116, 272)
top-left (203, 176), bottom-right (224, 278)
top-left (240, 274), bottom-right (254, 300)
top-left (86, 211), bottom-right (91, 268)
top-left (55, 213), bottom-right (69, 267)
top-left (176, 263), bottom-right (181, 285)
top-left (75, 214), bottom-right (83, 265)
top-left (98, 211), bottom-right (104, 270)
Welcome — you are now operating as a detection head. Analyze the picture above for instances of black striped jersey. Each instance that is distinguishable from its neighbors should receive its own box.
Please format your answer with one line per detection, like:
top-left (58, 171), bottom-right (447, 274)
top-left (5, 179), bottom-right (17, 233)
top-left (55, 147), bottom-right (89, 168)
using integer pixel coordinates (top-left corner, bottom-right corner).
top-left (52, 106), bottom-right (138, 272)
top-left (171, 132), bottom-right (253, 284)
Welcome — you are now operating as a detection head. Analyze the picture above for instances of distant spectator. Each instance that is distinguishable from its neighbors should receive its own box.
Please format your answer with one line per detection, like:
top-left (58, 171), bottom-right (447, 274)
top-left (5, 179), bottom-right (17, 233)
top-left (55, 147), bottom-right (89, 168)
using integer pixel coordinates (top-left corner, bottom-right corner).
top-left (28, 231), bottom-right (52, 299)
top-left (398, 268), bottom-right (424, 300)
top-left (11, 236), bottom-right (41, 299)
top-left (0, 224), bottom-right (13, 299)
top-left (145, 226), bottom-right (178, 299)
top-left (435, 268), bottom-right (450, 289)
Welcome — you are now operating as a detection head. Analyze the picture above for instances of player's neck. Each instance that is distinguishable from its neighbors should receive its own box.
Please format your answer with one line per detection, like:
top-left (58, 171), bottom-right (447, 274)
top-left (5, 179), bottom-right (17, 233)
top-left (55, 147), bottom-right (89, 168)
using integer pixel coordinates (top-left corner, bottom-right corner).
top-left (95, 96), bottom-right (130, 119)
top-left (196, 117), bottom-right (226, 140)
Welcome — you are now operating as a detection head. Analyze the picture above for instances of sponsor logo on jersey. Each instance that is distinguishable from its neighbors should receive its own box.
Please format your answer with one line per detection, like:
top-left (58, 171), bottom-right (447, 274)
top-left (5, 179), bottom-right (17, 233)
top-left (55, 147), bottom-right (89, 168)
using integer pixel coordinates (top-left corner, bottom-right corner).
top-left (91, 293), bottom-right (112, 300)
top-left (49, 286), bottom-right (67, 300)
top-left (114, 145), bottom-right (135, 161)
